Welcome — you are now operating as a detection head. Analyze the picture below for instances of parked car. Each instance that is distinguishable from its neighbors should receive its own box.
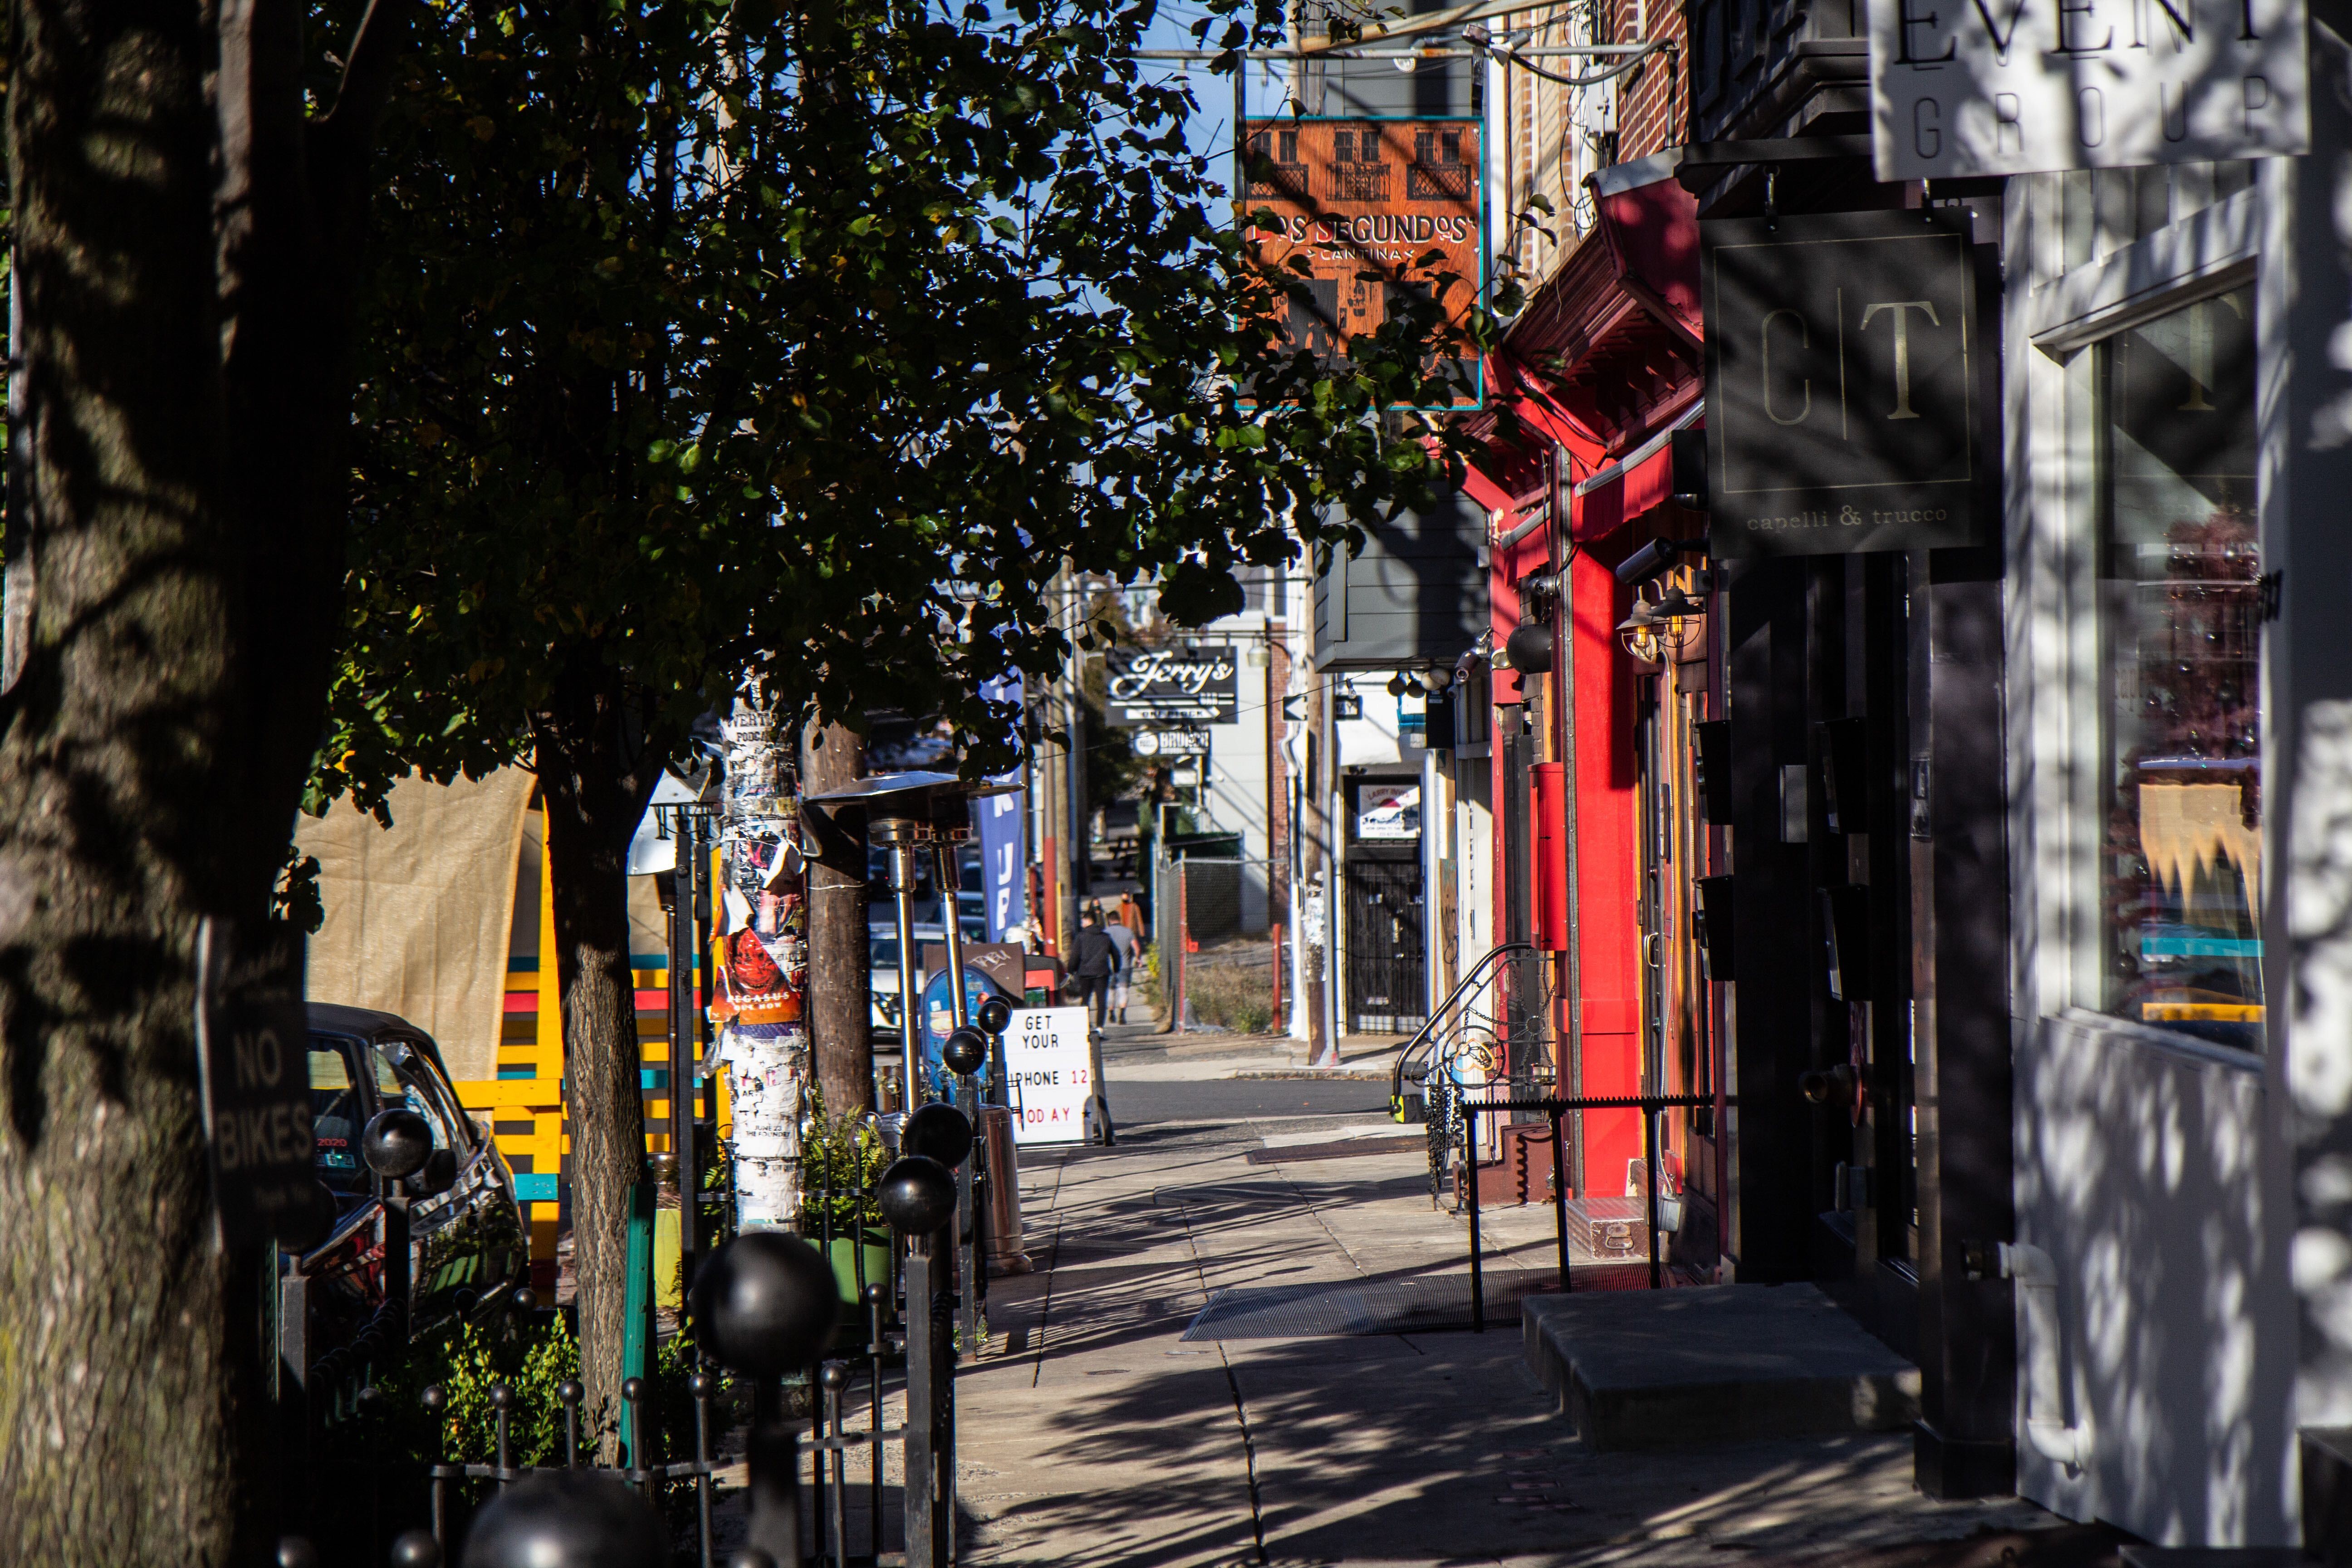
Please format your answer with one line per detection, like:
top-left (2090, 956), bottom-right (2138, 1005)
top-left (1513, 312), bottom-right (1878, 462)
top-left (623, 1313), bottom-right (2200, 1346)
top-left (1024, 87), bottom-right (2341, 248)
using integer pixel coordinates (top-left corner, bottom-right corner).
top-left (289, 1004), bottom-right (528, 1369)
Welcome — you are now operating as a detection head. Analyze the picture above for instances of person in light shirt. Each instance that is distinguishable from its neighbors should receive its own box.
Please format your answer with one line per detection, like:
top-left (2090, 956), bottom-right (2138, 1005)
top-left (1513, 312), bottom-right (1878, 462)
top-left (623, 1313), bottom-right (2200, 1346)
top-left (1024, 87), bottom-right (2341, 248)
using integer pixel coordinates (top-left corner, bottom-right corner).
top-left (1102, 910), bottom-right (1143, 1025)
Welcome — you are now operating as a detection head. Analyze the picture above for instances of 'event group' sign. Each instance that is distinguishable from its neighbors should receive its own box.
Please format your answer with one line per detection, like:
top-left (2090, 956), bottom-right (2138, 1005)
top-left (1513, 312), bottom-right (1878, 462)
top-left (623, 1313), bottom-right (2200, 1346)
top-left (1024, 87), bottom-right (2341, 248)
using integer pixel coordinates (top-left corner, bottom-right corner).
top-left (1868, 0), bottom-right (2308, 178)
top-left (1239, 117), bottom-right (1483, 407)
top-left (1701, 210), bottom-right (1984, 559)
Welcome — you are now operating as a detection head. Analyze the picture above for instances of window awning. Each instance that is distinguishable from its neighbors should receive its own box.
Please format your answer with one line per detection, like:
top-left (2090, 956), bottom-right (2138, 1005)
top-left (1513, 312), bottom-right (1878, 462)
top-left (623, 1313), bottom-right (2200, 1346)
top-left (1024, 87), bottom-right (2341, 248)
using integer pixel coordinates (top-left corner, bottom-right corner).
top-left (1571, 403), bottom-right (1701, 542)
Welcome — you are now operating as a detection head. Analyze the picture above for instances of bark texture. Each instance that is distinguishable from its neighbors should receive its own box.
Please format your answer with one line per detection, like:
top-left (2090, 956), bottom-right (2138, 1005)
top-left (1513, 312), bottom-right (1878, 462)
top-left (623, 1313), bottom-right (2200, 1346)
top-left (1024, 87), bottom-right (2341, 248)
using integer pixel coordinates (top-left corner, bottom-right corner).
top-left (802, 718), bottom-right (871, 1114)
top-left (0, 0), bottom-right (401, 1559)
top-left (534, 663), bottom-right (659, 1464)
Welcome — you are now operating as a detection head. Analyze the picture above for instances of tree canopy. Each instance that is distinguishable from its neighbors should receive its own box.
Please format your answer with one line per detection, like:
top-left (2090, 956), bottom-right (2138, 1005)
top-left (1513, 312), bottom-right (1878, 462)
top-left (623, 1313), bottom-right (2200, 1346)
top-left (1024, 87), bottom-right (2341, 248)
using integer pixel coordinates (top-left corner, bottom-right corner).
top-left (316, 0), bottom-right (1474, 818)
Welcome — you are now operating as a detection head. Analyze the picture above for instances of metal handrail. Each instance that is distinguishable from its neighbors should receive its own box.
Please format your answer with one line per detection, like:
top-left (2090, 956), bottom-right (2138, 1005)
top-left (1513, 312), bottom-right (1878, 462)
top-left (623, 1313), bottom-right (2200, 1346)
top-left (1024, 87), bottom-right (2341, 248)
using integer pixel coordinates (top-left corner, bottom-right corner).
top-left (1389, 941), bottom-right (1543, 1110)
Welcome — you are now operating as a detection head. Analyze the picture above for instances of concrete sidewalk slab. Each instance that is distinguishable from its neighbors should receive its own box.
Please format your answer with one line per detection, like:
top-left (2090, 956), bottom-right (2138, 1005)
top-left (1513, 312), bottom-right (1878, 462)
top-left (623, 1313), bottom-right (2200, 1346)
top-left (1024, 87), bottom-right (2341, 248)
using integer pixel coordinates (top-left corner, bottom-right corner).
top-left (944, 1108), bottom-right (2053, 1567)
top-left (1524, 1284), bottom-right (1922, 1451)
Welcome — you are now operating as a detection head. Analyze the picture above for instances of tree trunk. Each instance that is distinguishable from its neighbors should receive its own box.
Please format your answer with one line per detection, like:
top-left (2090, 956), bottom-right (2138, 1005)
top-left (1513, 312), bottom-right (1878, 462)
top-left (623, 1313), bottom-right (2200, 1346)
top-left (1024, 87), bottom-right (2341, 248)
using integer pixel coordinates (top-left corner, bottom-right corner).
top-left (534, 663), bottom-right (661, 1464)
top-left (0, 0), bottom-right (401, 1557)
top-left (802, 718), bottom-right (871, 1116)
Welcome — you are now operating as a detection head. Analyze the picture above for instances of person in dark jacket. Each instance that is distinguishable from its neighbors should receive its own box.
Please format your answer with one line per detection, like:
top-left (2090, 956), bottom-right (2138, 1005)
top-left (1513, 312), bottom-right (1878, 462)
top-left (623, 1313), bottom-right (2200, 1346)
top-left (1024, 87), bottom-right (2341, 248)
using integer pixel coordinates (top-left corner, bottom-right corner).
top-left (1071, 911), bottom-right (1121, 1027)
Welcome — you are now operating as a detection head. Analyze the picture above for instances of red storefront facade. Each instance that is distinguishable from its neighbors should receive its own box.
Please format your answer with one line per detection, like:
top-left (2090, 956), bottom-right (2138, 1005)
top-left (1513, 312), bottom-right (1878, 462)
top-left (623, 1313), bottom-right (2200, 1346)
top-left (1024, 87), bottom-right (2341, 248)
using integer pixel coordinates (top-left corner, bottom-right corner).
top-left (1454, 152), bottom-right (1710, 1235)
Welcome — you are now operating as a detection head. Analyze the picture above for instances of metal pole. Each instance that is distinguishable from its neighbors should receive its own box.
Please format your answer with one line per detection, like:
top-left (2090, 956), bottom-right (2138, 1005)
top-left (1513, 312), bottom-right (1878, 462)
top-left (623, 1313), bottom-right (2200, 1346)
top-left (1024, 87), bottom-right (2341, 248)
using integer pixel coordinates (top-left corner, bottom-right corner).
top-left (810, 1358), bottom-right (828, 1560)
top-left (823, 1364), bottom-right (849, 1568)
top-left (1550, 1104), bottom-right (1570, 1293)
top-left (894, 841), bottom-right (923, 1111)
top-left (922, 1222), bottom-right (950, 1568)
top-left (1644, 1098), bottom-right (1662, 1291)
top-left (870, 1279), bottom-right (884, 1561)
top-left (936, 844), bottom-right (970, 1024)
top-left (904, 1235), bottom-right (941, 1568)
top-left (693, 821), bottom-right (714, 1138)
top-left (1466, 1101), bottom-right (1484, 1333)
top-left (956, 1069), bottom-right (980, 1348)
top-left (692, 1371), bottom-right (715, 1568)
top-left (671, 813), bottom-right (700, 1283)
top-left (746, 1377), bottom-right (804, 1568)
top-left (867, 1284), bottom-right (887, 1561)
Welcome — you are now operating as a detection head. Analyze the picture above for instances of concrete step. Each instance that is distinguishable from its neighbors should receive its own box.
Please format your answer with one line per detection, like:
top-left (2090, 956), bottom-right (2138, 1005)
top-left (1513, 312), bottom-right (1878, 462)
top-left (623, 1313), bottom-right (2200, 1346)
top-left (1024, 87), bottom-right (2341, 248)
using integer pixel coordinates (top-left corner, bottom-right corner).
top-left (1522, 1282), bottom-right (1921, 1451)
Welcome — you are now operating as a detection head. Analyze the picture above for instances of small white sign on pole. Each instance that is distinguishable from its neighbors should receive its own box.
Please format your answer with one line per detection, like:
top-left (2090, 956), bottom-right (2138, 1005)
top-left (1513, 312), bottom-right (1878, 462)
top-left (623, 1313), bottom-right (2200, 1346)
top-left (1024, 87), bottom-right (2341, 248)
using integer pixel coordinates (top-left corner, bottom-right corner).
top-left (1006, 1005), bottom-right (1095, 1146)
top-left (1867, 0), bottom-right (2308, 179)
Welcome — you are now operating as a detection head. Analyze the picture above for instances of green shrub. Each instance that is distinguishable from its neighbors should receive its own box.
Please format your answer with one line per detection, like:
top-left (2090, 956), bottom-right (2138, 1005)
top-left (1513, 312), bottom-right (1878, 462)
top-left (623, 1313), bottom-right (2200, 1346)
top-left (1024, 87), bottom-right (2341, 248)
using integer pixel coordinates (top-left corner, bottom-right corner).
top-left (800, 1103), bottom-right (886, 1230)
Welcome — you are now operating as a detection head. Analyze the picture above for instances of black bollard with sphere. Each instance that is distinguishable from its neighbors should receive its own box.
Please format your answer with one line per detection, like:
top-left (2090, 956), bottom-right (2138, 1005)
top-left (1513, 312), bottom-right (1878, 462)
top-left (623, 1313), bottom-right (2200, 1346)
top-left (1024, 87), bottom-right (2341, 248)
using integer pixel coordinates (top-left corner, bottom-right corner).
top-left (687, 1230), bottom-right (841, 1568)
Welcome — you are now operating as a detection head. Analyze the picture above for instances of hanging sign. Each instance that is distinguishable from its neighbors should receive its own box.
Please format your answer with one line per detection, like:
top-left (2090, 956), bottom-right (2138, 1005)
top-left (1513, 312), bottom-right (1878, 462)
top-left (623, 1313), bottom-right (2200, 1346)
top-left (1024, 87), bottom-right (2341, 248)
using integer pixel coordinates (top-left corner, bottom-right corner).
top-left (1867, 0), bottom-right (2307, 178)
top-left (194, 919), bottom-right (317, 1247)
top-left (1702, 209), bottom-right (1984, 559)
top-left (1005, 1006), bottom-right (1095, 1145)
top-left (976, 671), bottom-right (1026, 942)
top-left (1104, 648), bottom-right (1240, 725)
top-left (1132, 730), bottom-right (1210, 759)
top-left (1356, 783), bottom-right (1422, 841)
top-left (1239, 117), bottom-right (1484, 407)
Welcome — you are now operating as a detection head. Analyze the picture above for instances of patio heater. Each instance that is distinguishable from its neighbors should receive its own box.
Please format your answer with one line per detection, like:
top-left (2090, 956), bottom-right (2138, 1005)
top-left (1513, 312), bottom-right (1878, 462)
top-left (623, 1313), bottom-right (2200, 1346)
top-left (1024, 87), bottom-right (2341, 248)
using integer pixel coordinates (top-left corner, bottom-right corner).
top-left (803, 770), bottom-right (1013, 1108)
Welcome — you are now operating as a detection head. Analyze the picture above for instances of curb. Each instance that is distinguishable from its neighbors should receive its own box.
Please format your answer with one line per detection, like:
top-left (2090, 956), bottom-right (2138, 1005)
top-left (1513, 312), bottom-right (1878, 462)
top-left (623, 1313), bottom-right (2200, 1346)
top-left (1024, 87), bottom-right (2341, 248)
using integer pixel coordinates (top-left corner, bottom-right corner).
top-left (1227, 1068), bottom-right (1392, 1081)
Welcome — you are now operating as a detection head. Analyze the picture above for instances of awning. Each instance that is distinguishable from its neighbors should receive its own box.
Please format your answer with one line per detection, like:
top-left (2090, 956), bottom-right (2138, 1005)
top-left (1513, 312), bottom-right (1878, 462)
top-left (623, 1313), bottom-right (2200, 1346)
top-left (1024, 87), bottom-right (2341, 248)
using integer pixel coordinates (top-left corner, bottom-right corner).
top-left (1571, 403), bottom-right (1701, 542)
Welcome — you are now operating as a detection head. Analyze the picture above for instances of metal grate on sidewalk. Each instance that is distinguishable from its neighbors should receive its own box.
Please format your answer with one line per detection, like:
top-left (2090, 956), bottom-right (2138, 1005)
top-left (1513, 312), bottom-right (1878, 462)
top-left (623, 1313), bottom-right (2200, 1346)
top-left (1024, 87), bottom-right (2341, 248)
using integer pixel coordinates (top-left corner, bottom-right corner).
top-left (1178, 1269), bottom-right (1651, 1340)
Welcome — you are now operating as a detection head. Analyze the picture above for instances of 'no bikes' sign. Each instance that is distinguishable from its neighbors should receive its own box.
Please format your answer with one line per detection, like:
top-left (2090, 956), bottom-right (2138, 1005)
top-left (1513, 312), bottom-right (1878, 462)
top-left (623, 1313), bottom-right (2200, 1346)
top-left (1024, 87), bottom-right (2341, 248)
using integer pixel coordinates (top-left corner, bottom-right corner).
top-left (1006, 1005), bottom-right (1093, 1146)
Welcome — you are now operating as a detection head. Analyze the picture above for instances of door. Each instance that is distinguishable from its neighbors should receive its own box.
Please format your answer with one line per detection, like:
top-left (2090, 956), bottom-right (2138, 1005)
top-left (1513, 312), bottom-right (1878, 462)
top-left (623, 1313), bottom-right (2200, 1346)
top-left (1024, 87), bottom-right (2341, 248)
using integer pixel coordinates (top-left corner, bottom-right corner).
top-left (1344, 856), bottom-right (1427, 1033)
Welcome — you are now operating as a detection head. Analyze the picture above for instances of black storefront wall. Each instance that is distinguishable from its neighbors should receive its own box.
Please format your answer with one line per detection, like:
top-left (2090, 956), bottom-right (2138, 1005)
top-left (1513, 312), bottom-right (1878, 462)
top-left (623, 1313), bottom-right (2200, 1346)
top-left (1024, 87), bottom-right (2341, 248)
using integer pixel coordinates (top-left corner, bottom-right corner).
top-left (1710, 201), bottom-right (2014, 1499)
top-left (1906, 548), bottom-right (2017, 1499)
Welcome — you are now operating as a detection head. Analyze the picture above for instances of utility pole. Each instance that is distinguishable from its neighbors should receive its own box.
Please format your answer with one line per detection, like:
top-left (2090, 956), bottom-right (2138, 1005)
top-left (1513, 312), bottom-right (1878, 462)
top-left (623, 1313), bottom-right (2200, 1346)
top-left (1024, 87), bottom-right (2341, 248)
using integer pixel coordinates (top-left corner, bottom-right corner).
top-left (1067, 652), bottom-right (1093, 917)
top-left (1045, 564), bottom-right (1081, 958)
top-left (802, 717), bottom-right (872, 1112)
top-left (1303, 674), bottom-right (1331, 1066)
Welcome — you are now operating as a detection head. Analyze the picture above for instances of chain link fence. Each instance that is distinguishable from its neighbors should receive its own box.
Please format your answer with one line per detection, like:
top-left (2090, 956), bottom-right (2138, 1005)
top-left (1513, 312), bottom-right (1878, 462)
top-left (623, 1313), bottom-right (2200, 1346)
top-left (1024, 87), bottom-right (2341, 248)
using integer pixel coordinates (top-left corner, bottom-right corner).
top-left (1155, 853), bottom-right (1283, 1034)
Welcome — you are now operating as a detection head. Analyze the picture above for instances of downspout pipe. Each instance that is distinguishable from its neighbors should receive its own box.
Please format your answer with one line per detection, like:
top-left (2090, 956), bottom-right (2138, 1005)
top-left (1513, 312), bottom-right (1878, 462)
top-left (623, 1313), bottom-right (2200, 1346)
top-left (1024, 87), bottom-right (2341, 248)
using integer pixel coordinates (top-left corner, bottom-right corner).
top-left (1999, 1241), bottom-right (2090, 1468)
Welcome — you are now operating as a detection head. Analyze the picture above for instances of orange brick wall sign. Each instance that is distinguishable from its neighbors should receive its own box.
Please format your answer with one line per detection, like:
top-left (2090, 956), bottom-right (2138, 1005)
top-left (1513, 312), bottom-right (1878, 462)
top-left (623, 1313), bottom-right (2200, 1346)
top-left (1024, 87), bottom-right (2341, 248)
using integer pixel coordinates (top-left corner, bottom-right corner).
top-left (1240, 117), bottom-right (1484, 407)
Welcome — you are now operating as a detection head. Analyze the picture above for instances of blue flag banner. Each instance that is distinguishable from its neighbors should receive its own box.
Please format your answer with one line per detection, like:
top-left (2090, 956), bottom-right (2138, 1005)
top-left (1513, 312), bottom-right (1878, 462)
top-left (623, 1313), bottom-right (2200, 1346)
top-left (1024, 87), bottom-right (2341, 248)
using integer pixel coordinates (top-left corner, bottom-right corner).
top-left (978, 673), bottom-right (1027, 942)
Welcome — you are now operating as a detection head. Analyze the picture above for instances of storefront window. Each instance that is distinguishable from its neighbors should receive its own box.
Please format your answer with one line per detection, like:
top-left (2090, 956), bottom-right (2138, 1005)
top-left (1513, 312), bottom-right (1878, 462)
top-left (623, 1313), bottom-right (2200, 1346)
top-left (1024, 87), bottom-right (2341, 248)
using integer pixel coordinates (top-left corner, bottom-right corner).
top-left (2096, 288), bottom-right (2262, 1049)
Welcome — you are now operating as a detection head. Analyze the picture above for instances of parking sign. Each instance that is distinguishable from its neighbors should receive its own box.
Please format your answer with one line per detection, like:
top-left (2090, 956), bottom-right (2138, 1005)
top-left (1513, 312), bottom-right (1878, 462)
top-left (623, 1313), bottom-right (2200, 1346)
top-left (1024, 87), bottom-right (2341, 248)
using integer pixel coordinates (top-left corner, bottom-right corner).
top-left (1006, 1006), bottom-right (1094, 1145)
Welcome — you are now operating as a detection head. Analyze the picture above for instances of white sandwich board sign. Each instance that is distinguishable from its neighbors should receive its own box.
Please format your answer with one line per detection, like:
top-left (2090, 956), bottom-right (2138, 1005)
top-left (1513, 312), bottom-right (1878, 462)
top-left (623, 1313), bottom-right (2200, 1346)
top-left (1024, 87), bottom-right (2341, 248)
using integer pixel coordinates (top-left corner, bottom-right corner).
top-left (1006, 1005), bottom-right (1095, 1146)
top-left (1868, 0), bottom-right (2308, 179)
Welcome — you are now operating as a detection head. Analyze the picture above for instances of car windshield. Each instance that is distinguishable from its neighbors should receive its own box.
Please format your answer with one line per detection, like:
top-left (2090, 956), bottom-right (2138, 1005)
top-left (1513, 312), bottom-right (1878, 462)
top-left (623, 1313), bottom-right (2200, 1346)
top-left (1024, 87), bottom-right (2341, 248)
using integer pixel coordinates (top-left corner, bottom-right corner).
top-left (310, 1033), bottom-right (471, 1196)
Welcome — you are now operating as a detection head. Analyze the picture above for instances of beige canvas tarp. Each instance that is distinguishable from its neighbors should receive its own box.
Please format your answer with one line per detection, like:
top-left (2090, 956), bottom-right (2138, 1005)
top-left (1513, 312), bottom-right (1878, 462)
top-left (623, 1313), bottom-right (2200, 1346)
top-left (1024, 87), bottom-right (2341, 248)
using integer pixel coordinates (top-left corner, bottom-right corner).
top-left (298, 768), bottom-right (534, 1083)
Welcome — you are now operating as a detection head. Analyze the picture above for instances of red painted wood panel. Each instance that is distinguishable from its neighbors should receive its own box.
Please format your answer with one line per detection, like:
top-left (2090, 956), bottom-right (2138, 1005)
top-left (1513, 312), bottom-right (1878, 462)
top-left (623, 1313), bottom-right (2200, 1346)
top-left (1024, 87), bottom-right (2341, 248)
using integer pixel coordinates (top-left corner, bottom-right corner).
top-left (1568, 544), bottom-right (1643, 1193)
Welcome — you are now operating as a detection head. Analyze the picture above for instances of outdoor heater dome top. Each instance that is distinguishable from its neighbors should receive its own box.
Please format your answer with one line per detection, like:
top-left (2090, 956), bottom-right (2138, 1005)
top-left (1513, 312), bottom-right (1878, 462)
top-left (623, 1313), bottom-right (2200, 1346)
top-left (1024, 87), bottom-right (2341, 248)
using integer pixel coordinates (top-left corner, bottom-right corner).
top-left (799, 769), bottom-right (1020, 875)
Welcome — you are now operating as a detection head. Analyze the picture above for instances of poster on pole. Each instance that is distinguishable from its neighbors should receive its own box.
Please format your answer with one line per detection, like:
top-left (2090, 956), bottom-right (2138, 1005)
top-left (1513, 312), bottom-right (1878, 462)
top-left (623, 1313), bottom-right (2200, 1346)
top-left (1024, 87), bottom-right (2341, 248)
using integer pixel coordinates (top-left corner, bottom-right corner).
top-left (1239, 117), bottom-right (1484, 407)
top-left (1006, 1005), bottom-right (1096, 1145)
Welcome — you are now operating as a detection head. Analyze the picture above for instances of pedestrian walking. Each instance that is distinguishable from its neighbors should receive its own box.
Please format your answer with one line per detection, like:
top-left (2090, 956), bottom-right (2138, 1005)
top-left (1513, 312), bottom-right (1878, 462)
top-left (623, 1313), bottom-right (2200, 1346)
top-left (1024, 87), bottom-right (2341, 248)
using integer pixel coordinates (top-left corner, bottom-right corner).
top-left (1103, 911), bottom-right (1142, 1025)
top-left (1071, 910), bottom-right (1120, 1028)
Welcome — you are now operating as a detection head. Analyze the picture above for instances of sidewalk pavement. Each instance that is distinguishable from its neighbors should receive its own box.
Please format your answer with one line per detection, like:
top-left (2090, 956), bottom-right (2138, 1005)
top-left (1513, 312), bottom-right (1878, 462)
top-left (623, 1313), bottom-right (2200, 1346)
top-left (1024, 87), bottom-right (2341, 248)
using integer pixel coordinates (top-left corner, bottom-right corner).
top-left (950, 1109), bottom-right (2086, 1568)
